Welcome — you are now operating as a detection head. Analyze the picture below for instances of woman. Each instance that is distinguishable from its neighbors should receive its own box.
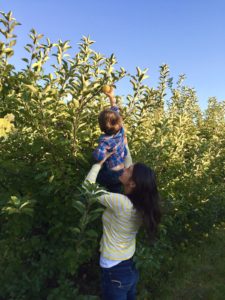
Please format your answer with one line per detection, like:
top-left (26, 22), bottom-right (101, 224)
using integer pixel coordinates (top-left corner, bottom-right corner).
top-left (84, 149), bottom-right (161, 300)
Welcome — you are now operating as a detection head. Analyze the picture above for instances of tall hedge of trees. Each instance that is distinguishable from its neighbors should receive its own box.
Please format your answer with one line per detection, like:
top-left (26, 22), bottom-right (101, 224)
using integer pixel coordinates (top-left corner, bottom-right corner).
top-left (0, 11), bottom-right (224, 299)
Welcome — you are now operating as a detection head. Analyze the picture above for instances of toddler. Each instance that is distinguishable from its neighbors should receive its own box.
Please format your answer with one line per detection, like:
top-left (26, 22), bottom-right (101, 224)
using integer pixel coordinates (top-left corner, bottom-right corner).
top-left (93, 87), bottom-right (128, 193)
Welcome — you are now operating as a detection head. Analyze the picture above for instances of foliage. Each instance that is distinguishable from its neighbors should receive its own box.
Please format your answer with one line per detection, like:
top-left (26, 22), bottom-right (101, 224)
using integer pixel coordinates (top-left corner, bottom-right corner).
top-left (156, 223), bottom-right (225, 300)
top-left (0, 113), bottom-right (15, 137)
top-left (0, 10), bottom-right (224, 299)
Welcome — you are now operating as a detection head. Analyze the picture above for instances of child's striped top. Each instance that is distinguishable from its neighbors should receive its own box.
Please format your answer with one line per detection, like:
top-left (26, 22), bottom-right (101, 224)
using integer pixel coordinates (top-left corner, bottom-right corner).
top-left (84, 163), bottom-right (142, 260)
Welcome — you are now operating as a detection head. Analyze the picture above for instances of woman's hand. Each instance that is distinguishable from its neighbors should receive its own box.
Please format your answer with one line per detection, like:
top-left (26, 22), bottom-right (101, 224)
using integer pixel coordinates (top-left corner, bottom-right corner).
top-left (98, 148), bottom-right (116, 166)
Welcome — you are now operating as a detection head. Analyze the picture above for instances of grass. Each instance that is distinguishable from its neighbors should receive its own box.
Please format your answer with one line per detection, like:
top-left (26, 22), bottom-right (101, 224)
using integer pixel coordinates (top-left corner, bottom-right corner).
top-left (156, 223), bottom-right (225, 300)
top-left (78, 224), bottom-right (225, 299)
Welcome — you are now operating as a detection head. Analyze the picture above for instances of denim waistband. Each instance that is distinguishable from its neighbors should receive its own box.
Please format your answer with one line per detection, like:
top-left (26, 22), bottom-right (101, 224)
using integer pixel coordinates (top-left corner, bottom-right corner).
top-left (108, 258), bottom-right (134, 270)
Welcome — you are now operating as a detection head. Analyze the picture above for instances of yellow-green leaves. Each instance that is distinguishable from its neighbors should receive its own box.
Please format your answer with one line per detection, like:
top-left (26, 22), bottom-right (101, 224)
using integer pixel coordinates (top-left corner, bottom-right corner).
top-left (55, 40), bottom-right (71, 65)
top-left (1, 196), bottom-right (35, 216)
top-left (0, 11), bottom-right (20, 62)
top-left (24, 84), bottom-right (38, 93)
top-left (0, 114), bottom-right (15, 137)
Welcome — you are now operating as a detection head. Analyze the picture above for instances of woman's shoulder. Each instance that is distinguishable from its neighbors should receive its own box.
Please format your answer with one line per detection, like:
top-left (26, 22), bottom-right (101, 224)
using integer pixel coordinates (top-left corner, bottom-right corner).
top-left (116, 193), bottom-right (135, 210)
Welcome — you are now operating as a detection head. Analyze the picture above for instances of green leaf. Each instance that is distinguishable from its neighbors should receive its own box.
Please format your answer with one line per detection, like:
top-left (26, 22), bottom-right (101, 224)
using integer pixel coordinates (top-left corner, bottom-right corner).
top-left (91, 207), bottom-right (104, 214)
top-left (6, 11), bottom-right (13, 21)
top-left (19, 201), bottom-right (31, 209)
top-left (73, 201), bottom-right (85, 214)
top-left (32, 61), bottom-right (42, 70)
top-left (9, 39), bottom-right (16, 47)
top-left (49, 175), bottom-right (54, 183)
top-left (4, 48), bottom-right (13, 53)
top-left (86, 229), bottom-right (98, 238)
top-left (10, 196), bottom-right (20, 206)
top-left (70, 227), bottom-right (81, 234)
top-left (22, 58), bottom-right (29, 63)
top-left (136, 67), bottom-right (141, 77)
top-left (37, 34), bottom-right (44, 40)
top-left (24, 84), bottom-right (38, 93)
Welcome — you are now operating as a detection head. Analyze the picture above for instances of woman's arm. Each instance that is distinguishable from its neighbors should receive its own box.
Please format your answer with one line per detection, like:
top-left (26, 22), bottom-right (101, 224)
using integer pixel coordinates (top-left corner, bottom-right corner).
top-left (84, 164), bottom-right (127, 212)
top-left (84, 150), bottom-right (128, 212)
top-left (124, 144), bottom-right (133, 168)
top-left (85, 150), bottom-right (114, 185)
top-left (84, 163), bottom-right (102, 184)
top-left (90, 143), bottom-right (132, 183)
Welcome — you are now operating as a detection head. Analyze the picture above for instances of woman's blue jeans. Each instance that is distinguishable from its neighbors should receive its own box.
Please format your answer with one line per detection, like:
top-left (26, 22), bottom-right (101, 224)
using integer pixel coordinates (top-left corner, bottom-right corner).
top-left (101, 258), bottom-right (139, 300)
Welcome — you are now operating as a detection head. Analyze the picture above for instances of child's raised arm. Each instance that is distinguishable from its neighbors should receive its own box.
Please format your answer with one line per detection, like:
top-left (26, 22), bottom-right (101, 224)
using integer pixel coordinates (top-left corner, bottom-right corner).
top-left (102, 85), bottom-right (128, 147)
top-left (102, 86), bottom-right (116, 107)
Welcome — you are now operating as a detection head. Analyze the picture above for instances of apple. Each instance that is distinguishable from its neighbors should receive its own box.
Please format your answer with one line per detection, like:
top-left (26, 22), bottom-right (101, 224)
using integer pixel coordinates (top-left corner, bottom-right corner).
top-left (102, 85), bottom-right (111, 93)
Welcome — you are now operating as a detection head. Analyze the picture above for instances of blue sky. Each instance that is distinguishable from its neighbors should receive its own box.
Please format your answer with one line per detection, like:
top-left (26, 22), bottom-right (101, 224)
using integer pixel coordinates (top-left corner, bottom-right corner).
top-left (1, 0), bottom-right (225, 110)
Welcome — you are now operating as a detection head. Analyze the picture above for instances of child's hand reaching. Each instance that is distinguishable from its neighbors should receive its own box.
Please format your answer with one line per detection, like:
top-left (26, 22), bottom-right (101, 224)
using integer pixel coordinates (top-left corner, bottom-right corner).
top-left (102, 84), bottom-right (113, 95)
top-left (103, 86), bottom-right (114, 98)
top-left (102, 86), bottom-right (116, 106)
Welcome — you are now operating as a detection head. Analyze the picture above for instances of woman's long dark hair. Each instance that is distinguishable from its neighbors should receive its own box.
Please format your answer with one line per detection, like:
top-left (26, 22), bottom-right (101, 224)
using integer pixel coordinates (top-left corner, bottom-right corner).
top-left (128, 163), bottom-right (161, 242)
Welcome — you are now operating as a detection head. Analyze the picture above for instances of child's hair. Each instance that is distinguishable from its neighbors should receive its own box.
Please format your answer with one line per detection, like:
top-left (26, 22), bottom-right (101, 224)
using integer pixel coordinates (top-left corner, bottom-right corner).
top-left (98, 109), bottom-right (122, 135)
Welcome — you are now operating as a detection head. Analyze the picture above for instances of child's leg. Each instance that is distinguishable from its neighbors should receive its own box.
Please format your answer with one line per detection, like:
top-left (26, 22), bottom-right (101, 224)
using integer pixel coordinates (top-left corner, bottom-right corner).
top-left (96, 164), bottom-right (108, 189)
top-left (96, 165), bottom-right (123, 193)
